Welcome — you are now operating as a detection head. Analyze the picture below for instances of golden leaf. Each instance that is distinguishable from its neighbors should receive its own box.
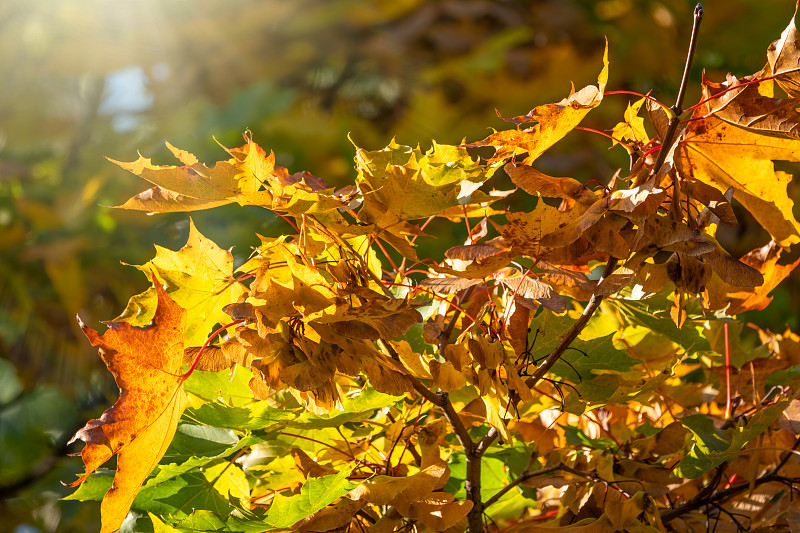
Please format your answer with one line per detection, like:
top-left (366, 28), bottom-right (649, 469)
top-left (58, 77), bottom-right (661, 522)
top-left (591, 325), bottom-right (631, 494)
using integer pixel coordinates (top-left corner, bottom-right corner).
top-left (496, 200), bottom-right (576, 259)
top-left (469, 42), bottom-right (609, 165)
top-left (610, 96), bottom-right (650, 147)
top-left (429, 360), bottom-right (468, 392)
top-left (676, 104), bottom-right (800, 247)
top-left (705, 241), bottom-right (800, 314)
top-left (117, 219), bottom-right (247, 347)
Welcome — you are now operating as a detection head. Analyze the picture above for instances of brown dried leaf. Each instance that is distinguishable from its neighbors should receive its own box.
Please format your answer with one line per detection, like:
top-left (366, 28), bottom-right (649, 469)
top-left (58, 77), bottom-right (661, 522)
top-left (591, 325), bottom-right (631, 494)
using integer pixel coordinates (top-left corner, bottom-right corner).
top-left (715, 241), bottom-right (800, 314)
top-left (594, 267), bottom-right (634, 296)
top-left (780, 399), bottom-right (800, 435)
top-left (182, 346), bottom-right (230, 372)
top-left (504, 163), bottom-right (597, 209)
top-left (630, 421), bottom-right (689, 459)
top-left (646, 99), bottom-right (671, 142)
top-left (540, 200), bottom-right (609, 248)
top-left (445, 241), bottom-right (505, 262)
top-left (429, 360), bottom-right (468, 392)
top-left (431, 250), bottom-right (516, 280)
top-left (767, 3), bottom-right (800, 96)
top-left (701, 72), bottom-right (800, 139)
top-left (292, 448), bottom-right (337, 479)
top-left (702, 247), bottom-right (764, 288)
top-left (296, 498), bottom-right (362, 533)
top-left (348, 462), bottom-right (449, 510)
top-left (496, 270), bottom-right (556, 300)
top-left (608, 183), bottom-right (666, 219)
top-left (497, 201), bottom-right (576, 259)
top-left (418, 277), bottom-right (483, 294)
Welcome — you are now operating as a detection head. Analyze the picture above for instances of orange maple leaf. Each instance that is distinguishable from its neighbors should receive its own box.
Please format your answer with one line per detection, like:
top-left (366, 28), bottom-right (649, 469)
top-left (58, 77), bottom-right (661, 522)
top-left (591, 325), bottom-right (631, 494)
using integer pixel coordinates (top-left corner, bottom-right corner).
top-left (67, 277), bottom-right (188, 533)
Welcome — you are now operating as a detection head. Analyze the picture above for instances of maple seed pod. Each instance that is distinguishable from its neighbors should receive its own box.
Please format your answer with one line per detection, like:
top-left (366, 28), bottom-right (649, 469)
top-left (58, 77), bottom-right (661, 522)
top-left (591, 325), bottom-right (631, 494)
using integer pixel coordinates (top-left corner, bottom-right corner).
top-left (666, 259), bottom-right (682, 286)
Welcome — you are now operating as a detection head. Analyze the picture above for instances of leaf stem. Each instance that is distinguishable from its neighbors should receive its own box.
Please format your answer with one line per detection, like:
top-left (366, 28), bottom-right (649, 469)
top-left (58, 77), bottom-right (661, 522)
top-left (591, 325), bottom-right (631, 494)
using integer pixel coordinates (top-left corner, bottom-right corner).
top-left (483, 459), bottom-right (550, 510)
top-left (604, 90), bottom-right (667, 110)
top-left (370, 235), bottom-right (399, 273)
top-left (278, 432), bottom-right (356, 460)
top-left (675, 4), bottom-right (704, 116)
top-left (438, 285), bottom-right (476, 353)
top-left (181, 319), bottom-right (244, 380)
top-left (271, 210), bottom-right (300, 232)
top-left (574, 126), bottom-right (634, 150)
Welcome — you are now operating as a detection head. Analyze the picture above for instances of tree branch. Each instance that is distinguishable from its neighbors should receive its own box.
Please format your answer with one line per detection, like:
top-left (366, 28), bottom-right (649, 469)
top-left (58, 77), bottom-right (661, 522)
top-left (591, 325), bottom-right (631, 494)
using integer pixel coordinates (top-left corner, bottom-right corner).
top-left (524, 258), bottom-right (618, 390)
top-left (437, 391), bottom-right (473, 452)
top-left (674, 4), bottom-right (704, 116)
top-left (483, 454), bottom-right (542, 509)
top-left (434, 390), bottom-right (486, 533)
top-left (475, 428), bottom-right (499, 457)
top-left (661, 437), bottom-right (800, 524)
top-left (438, 286), bottom-right (475, 353)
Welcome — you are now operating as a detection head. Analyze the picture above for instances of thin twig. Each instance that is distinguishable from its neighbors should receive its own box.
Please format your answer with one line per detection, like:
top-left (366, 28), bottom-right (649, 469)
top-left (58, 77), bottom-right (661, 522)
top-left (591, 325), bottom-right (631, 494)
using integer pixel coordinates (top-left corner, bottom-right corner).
top-left (483, 466), bottom-right (557, 509)
top-left (649, 3), bottom-right (704, 176)
top-left (524, 258), bottom-right (618, 390)
top-left (438, 286), bottom-right (475, 353)
top-left (661, 465), bottom-right (726, 523)
top-left (674, 4), bottom-right (704, 115)
top-left (475, 428), bottom-right (499, 457)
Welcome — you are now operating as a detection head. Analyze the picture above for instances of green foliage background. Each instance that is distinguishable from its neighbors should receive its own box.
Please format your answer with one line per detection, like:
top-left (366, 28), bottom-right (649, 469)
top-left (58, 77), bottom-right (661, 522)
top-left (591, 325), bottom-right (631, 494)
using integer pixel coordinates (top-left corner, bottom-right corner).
top-left (0, 1), bottom-right (798, 531)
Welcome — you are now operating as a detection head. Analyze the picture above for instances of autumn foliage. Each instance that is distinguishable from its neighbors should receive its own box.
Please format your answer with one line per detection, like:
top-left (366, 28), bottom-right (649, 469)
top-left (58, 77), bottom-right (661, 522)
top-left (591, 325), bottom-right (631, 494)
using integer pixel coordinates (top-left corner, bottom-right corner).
top-left (67, 6), bottom-right (800, 533)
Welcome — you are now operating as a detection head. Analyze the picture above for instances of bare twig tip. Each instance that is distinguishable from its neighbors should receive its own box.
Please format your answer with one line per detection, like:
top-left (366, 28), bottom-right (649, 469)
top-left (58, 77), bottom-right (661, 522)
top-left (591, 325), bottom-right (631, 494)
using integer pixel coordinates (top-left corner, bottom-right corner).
top-left (695, 4), bottom-right (704, 18)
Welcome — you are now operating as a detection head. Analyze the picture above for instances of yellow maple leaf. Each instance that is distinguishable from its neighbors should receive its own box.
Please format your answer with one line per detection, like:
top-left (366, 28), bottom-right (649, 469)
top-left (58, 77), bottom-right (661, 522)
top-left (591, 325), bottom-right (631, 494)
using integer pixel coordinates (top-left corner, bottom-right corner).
top-left (117, 219), bottom-right (247, 347)
top-left (610, 96), bottom-right (650, 146)
top-left (467, 41), bottom-right (608, 165)
top-left (675, 113), bottom-right (800, 247)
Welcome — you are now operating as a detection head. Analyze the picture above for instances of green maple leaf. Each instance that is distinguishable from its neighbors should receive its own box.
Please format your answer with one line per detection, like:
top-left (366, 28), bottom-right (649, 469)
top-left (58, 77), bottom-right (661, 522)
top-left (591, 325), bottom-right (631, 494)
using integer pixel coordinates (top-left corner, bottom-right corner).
top-left (264, 465), bottom-right (357, 528)
top-left (676, 401), bottom-right (790, 478)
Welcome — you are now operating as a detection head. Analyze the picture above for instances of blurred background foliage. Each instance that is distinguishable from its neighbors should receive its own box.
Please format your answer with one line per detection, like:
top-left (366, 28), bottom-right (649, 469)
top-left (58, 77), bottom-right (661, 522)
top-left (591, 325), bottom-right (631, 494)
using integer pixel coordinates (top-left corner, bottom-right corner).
top-left (1, 0), bottom-right (798, 531)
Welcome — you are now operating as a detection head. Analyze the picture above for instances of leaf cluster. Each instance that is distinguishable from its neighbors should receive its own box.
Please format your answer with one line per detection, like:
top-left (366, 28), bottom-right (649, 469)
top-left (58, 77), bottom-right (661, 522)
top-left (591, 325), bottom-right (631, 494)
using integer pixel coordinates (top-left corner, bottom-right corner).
top-left (67, 6), bottom-right (800, 533)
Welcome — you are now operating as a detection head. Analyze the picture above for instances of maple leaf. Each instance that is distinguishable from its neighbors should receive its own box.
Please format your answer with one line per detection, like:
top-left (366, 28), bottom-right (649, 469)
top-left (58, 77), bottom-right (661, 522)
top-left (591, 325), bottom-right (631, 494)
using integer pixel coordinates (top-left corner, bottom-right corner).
top-left (67, 278), bottom-right (188, 533)
top-left (495, 196), bottom-right (608, 261)
top-left (704, 241), bottom-right (800, 314)
top-left (116, 187), bottom-right (230, 213)
top-left (702, 72), bottom-right (800, 139)
top-left (504, 163), bottom-right (598, 210)
top-left (673, 17), bottom-right (800, 246)
top-left (109, 142), bottom-right (241, 206)
top-left (467, 42), bottom-right (608, 165)
top-left (117, 219), bottom-right (247, 347)
top-left (112, 140), bottom-right (345, 216)
top-left (675, 111), bottom-right (800, 247)
top-left (610, 96), bottom-right (650, 147)
top-left (766, 2), bottom-right (800, 96)
top-left (354, 139), bottom-right (493, 226)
